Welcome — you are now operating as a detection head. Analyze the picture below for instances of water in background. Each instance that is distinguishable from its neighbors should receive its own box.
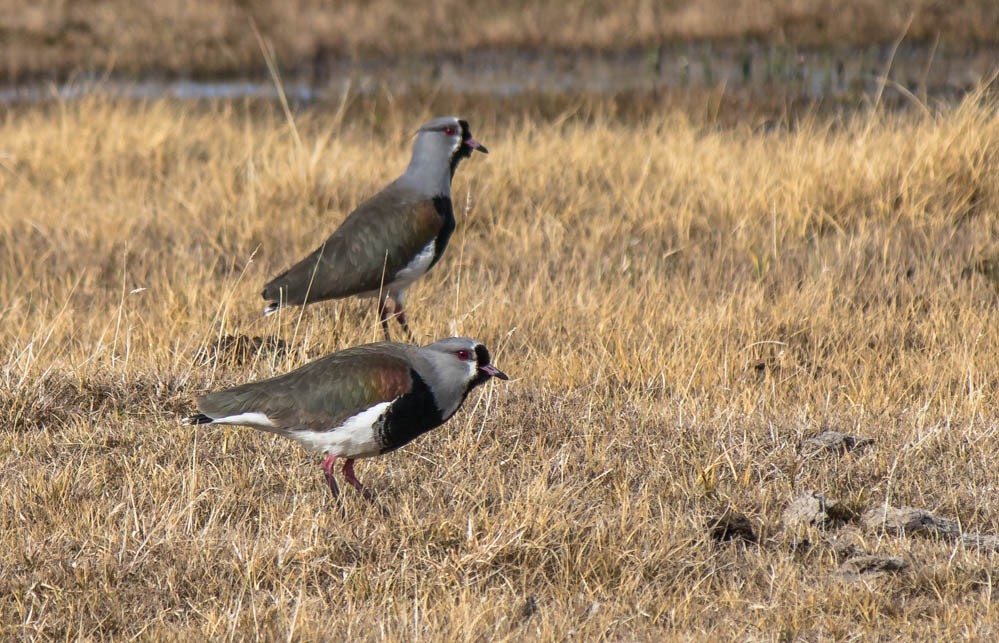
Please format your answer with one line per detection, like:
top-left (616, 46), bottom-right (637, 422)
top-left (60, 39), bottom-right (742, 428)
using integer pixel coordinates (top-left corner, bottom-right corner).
top-left (1, 42), bottom-right (995, 105)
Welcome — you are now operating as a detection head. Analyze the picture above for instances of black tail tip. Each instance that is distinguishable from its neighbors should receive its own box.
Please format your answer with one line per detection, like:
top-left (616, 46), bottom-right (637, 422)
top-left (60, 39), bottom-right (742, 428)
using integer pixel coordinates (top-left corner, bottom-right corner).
top-left (262, 284), bottom-right (287, 316)
top-left (182, 413), bottom-right (214, 425)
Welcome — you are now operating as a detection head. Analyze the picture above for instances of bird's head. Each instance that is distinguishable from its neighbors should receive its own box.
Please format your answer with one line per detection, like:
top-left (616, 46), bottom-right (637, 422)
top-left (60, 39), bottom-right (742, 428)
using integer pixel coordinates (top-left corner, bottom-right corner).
top-left (412, 116), bottom-right (488, 182)
top-left (420, 337), bottom-right (508, 419)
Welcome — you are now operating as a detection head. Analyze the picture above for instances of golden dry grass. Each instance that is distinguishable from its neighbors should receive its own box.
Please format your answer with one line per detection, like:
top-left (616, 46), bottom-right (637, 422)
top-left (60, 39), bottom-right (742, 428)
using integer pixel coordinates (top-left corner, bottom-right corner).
top-left (1, 89), bottom-right (999, 639)
top-left (2, 0), bottom-right (998, 78)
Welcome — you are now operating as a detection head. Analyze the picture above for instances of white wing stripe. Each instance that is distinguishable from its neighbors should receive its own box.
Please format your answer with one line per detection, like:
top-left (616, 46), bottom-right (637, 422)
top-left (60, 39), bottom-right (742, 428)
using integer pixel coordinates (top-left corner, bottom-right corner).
top-left (211, 412), bottom-right (276, 428)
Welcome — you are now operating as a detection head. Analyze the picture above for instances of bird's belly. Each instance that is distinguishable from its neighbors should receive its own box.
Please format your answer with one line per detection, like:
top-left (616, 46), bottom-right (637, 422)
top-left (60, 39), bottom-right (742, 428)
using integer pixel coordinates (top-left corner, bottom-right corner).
top-left (392, 241), bottom-right (436, 285)
top-left (289, 401), bottom-right (390, 459)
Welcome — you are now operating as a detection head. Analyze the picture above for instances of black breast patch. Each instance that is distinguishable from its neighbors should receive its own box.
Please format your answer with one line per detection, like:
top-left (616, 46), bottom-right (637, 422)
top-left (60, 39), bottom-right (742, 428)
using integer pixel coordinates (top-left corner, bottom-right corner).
top-left (377, 369), bottom-right (445, 453)
top-left (430, 196), bottom-right (456, 267)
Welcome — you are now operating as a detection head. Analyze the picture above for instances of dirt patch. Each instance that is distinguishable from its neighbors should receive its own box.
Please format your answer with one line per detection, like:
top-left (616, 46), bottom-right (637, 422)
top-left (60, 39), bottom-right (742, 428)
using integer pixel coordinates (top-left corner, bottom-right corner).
top-left (783, 491), bottom-right (858, 531)
top-left (708, 509), bottom-right (758, 544)
top-left (801, 431), bottom-right (873, 457)
top-left (863, 504), bottom-right (999, 553)
top-left (836, 553), bottom-right (908, 578)
top-left (862, 504), bottom-right (962, 539)
top-left (779, 492), bottom-right (999, 583)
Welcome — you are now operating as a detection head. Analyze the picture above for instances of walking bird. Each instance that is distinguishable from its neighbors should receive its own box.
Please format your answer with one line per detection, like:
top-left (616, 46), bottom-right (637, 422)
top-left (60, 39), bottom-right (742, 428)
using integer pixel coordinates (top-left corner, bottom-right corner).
top-left (261, 117), bottom-right (487, 340)
top-left (183, 337), bottom-right (508, 502)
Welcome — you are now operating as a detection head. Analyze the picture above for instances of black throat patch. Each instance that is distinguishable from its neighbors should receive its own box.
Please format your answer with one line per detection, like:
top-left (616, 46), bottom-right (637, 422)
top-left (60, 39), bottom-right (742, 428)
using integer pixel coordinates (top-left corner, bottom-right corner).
top-left (449, 119), bottom-right (476, 178)
top-left (468, 344), bottom-right (493, 390)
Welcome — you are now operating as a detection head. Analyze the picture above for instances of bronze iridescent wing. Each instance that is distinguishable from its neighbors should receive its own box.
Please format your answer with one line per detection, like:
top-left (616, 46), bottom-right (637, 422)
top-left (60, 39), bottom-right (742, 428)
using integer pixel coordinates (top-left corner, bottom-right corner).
top-left (195, 343), bottom-right (416, 432)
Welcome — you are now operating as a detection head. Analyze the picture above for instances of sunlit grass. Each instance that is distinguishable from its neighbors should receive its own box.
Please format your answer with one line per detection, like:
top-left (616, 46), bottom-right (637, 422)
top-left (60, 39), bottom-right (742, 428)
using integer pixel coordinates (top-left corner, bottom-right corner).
top-left (1, 89), bottom-right (998, 639)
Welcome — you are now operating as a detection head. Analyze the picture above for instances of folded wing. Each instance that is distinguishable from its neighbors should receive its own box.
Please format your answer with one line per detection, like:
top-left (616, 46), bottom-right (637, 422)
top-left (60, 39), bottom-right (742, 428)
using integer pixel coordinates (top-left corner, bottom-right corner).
top-left (262, 185), bottom-right (447, 308)
top-left (195, 344), bottom-right (415, 432)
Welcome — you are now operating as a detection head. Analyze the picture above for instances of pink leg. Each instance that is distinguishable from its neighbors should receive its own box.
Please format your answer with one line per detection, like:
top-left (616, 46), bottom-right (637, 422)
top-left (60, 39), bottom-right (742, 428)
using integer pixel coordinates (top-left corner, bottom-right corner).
top-left (377, 298), bottom-right (393, 340)
top-left (321, 454), bottom-right (340, 497)
top-left (341, 459), bottom-right (376, 502)
top-left (393, 297), bottom-right (415, 343)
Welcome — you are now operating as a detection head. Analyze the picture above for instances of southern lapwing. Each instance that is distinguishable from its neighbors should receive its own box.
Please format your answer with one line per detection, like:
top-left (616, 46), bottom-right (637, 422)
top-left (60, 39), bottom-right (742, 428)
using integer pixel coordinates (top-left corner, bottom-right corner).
top-left (261, 117), bottom-right (487, 339)
top-left (183, 337), bottom-right (508, 502)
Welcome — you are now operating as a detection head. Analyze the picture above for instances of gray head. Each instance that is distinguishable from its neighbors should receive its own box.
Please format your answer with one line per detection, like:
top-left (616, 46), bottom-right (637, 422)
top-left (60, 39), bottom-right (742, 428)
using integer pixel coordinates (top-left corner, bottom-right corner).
top-left (416, 337), bottom-right (508, 420)
top-left (401, 116), bottom-right (488, 196)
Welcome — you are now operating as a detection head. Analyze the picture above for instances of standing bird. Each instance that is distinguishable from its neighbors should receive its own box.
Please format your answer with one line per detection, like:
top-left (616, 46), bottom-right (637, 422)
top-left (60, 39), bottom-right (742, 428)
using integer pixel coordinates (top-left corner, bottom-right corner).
top-left (261, 117), bottom-right (488, 339)
top-left (183, 337), bottom-right (508, 501)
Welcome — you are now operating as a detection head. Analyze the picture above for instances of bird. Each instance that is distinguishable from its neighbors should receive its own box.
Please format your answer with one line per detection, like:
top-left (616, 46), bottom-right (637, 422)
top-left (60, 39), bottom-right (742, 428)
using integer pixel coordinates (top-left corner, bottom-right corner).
top-left (183, 337), bottom-right (508, 502)
top-left (261, 116), bottom-right (488, 340)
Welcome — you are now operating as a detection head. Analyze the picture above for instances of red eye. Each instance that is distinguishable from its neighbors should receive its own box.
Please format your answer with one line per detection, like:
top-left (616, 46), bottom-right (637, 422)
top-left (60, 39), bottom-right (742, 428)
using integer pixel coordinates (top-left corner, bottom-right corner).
top-left (456, 349), bottom-right (471, 361)
top-left (443, 126), bottom-right (458, 137)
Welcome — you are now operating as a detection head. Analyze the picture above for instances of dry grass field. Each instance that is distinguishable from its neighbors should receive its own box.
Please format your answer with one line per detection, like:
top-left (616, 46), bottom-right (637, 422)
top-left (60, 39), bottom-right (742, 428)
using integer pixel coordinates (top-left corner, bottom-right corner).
top-left (2, 87), bottom-right (999, 640)
top-left (2, 0), bottom-right (998, 79)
